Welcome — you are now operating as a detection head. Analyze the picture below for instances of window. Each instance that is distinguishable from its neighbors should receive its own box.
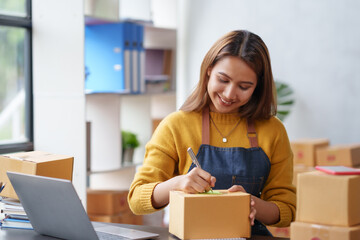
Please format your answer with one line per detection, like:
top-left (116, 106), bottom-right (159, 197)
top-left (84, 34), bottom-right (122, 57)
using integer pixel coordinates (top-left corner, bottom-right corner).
top-left (0, 0), bottom-right (32, 153)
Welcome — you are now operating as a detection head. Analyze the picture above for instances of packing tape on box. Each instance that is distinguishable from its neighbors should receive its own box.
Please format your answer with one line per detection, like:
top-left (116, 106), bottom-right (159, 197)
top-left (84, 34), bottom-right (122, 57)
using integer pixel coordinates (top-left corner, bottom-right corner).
top-left (3, 155), bottom-right (33, 163)
top-left (4, 156), bottom-right (24, 160)
top-left (310, 223), bottom-right (330, 240)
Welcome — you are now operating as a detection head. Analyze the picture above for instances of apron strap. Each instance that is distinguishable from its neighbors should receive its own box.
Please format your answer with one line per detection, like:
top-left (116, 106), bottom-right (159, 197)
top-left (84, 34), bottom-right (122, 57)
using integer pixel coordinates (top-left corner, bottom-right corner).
top-left (247, 119), bottom-right (259, 147)
top-left (202, 107), bottom-right (210, 145)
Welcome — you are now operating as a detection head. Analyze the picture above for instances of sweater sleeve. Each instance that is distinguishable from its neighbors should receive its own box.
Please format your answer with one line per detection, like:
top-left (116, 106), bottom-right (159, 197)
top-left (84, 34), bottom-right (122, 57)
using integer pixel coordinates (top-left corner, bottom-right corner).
top-left (127, 113), bottom-right (181, 215)
top-left (260, 118), bottom-right (296, 227)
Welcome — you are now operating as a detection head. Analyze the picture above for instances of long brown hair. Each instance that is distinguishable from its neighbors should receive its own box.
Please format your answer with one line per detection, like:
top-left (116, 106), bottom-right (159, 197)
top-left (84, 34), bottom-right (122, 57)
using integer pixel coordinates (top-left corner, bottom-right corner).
top-left (180, 30), bottom-right (277, 120)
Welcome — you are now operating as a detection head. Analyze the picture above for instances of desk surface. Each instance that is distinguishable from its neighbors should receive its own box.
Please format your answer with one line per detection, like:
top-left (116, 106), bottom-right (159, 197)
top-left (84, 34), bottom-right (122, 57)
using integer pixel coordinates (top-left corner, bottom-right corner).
top-left (0, 222), bottom-right (290, 240)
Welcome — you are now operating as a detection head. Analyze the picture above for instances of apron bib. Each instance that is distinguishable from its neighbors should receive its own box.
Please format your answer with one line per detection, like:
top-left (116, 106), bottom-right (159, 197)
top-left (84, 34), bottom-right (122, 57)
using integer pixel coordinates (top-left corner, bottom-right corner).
top-left (187, 107), bottom-right (272, 236)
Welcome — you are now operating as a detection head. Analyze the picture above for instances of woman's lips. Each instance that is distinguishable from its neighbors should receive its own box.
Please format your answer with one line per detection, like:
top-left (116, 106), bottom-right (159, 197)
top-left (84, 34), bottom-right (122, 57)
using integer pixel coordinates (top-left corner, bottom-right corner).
top-left (218, 94), bottom-right (233, 105)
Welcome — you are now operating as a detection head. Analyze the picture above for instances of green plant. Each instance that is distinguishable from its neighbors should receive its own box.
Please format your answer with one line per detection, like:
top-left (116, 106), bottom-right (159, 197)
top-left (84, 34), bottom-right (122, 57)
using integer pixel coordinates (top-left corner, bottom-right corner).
top-left (275, 80), bottom-right (295, 122)
top-left (121, 130), bottom-right (140, 150)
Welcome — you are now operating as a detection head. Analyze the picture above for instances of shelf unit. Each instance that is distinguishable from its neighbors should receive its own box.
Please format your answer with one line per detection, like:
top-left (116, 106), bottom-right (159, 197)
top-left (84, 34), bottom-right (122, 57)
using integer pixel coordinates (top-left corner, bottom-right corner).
top-left (85, 25), bottom-right (177, 177)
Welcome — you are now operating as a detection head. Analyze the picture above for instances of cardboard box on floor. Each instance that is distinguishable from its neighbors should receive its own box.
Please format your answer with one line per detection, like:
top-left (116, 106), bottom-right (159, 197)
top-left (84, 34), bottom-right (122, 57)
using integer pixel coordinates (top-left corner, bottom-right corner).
top-left (316, 144), bottom-right (360, 167)
top-left (0, 151), bottom-right (73, 200)
top-left (291, 138), bottom-right (329, 166)
top-left (266, 226), bottom-right (290, 238)
top-left (291, 221), bottom-right (360, 240)
top-left (169, 190), bottom-right (251, 239)
top-left (87, 190), bottom-right (143, 225)
top-left (87, 189), bottom-right (130, 215)
top-left (297, 171), bottom-right (360, 226)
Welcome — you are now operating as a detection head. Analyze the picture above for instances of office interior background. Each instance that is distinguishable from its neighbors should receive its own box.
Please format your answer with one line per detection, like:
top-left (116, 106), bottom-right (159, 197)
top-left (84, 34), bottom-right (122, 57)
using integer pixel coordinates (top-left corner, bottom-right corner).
top-left (1, 0), bottom-right (359, 207)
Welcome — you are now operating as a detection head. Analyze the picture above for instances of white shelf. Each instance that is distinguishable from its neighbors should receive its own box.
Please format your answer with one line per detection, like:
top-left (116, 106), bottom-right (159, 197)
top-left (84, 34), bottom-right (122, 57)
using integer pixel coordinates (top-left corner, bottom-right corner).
top-left (85, 3), bottom-right (177, 176)
top-left (84, 0), bottom-right (152, 23)
top-left (144, 26), bottom-right (177, 49)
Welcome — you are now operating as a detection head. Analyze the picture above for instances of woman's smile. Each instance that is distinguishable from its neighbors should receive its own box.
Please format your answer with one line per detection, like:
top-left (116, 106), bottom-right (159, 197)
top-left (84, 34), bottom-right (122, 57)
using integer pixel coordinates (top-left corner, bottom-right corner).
top-left (218, 94), bottom-right (234, 106)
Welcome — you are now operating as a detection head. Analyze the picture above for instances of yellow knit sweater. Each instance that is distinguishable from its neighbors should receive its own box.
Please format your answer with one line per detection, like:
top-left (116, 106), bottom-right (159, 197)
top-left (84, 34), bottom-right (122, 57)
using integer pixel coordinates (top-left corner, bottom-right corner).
top-left (128, 110), bottom-right (296, 227)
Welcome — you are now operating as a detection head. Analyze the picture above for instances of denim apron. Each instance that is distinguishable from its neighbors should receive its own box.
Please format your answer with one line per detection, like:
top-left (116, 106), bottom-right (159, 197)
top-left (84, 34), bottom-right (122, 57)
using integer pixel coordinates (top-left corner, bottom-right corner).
top-left (188, 108), bottom-right (272, 236)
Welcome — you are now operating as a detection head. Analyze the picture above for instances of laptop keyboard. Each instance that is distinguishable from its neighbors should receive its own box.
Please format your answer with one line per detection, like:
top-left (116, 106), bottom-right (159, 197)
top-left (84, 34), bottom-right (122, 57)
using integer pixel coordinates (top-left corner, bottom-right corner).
top-left (96, 231), bottom-right (129, 240)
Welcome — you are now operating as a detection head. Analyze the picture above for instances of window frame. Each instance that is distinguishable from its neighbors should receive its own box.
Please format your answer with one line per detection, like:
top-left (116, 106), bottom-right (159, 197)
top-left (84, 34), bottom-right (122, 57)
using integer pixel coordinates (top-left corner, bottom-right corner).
top-left (0, 0), bottom-right (33, 154)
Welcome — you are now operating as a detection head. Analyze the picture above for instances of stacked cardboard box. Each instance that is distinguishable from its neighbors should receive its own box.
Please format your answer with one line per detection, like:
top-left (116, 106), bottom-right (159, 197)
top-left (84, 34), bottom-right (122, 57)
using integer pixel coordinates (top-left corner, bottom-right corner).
top-left (266, 225), bottom-right (291, 238)
top-left (316, 144), bottom-right (360, 167)
top-left (291, 170), bottom-right (360, 239)
top-left (292, 164), bottom-right (316, 187)
top-left (291, 138), bottom-right (330, 167)
top-left (266, 139), bottom-right (328, 237)
top-left (87, 190), bottom-right (142, 225)
top-left (0, 151), bottom-right (74, 200)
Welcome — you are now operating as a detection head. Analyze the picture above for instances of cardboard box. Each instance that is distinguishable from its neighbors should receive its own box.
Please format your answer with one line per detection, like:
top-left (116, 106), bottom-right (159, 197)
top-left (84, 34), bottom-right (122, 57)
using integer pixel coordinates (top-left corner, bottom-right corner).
top-left (316, 144), bottom-right (360, 167)
top-left (291, 138), bottom-right (329, 166)
top-left (87, 190), bottom-right (130, 215)
top-left (297, 171), bottom-right (360, 226)
top-left (88, 211), bottom-right (143, 225)
top-left (266, 226), bottom-right (290, 238)
top-left (293, 165), bottom-right (315, 187)
top-left (169, 190), bottom-right (251, 239)
top-left (291, 221), bottom-right (360, 240)
top-left (0, 151), bottom-right (74, 199)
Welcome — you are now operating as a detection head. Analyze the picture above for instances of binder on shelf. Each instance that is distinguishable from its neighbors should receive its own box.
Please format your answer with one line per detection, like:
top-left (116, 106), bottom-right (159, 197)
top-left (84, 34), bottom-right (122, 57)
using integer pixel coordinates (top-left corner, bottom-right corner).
top-left (85, 23), bottom-right (130, 94)
top-left (123, 22), bottom-right (133, 94)
top-left (126, 22), bottom-right (139, 94)
top-left (136, 24), bottom-right (146, 94)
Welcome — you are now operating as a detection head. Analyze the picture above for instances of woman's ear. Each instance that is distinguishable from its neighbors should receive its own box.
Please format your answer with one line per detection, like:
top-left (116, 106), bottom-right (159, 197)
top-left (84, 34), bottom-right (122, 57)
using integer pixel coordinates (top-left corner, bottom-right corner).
top-left (207, 68), bottom-right (212, 77)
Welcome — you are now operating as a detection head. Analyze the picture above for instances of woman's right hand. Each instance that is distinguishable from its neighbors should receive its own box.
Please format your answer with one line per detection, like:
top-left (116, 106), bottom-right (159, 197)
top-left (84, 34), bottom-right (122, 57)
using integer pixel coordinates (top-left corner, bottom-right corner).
top-left (152, 168), bottom-right (216, 208)
top-left (174, 167), bottom-right (216, 193)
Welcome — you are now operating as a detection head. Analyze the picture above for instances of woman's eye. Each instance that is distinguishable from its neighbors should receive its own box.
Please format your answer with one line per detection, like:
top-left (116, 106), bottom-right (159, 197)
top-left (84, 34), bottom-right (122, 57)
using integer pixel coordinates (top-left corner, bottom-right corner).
top-left (239, 86), bottom-right (249, 90)
top-left (218, 77), bottom-right (228, 83)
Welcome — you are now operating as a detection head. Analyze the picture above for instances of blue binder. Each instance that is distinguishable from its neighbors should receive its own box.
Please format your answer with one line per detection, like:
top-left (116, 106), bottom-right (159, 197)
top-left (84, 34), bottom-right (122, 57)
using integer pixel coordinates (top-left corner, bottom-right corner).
top-left (123, 22), bottom-right (133, 93)
top-left (130, 22), bottom-right (140, 94)
top-left (136, 24), bottom-right (145, 94)
top-left (85, 23), bottom-right (130, 94)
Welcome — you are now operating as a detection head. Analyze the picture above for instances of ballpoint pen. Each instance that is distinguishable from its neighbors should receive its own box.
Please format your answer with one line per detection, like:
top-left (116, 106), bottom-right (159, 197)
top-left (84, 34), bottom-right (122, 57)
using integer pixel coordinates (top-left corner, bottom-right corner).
top-left (187, 147), bottom-right (213, 192)
top-left (187, 147), bottom-right (201, 169)
top-left (0, 182), bottom-right (5, 193)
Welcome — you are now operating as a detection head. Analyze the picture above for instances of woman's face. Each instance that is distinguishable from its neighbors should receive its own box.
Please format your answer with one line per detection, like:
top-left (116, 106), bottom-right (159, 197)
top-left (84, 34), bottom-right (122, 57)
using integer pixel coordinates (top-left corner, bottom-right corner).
top-left (207, 56), bottom-right (258, 113)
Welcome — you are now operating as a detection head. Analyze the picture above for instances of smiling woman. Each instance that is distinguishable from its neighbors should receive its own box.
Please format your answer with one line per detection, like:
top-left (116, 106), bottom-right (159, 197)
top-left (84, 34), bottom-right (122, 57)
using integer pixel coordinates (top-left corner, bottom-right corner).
top-left (0, 0), bottom-right (33, 153)
top-left (128, 30), bottom-right (296, 237)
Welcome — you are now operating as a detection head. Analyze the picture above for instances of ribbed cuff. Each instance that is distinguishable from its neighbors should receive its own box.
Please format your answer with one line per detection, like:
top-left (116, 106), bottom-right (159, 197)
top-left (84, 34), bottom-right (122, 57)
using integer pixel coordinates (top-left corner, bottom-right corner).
top-left (140, 182), bottom-right (161, 212)
top-left (270, 201), bottom-right (293, 227)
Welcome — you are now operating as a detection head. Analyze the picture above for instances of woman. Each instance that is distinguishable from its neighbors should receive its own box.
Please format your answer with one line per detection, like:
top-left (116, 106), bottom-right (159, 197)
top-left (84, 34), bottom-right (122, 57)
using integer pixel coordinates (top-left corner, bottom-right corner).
top-left (128, 30), bottom-right (296, 236)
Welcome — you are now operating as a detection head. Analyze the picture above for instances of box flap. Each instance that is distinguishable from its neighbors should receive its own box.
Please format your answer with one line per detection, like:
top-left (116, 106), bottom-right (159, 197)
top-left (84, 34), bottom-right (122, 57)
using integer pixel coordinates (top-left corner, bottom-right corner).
top-left (4, 151), bottom-right (73, 163)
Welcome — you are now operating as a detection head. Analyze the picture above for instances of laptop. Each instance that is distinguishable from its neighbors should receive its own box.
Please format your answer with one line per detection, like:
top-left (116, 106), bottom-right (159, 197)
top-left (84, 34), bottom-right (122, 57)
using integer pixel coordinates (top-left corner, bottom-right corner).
top-left (6, 171), bottom-right (159, 240)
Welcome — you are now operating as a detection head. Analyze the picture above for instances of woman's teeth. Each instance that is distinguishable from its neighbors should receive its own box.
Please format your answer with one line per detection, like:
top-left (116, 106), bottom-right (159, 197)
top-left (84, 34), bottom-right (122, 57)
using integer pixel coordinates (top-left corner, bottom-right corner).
top-left (220, 96), bottom-right (232, 105)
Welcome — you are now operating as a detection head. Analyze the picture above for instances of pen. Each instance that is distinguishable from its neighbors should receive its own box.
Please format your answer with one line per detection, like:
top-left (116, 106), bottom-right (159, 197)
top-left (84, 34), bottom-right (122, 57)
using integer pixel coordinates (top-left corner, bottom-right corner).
top-left (187, 147), bottom-right (213, 192)
top-left (187, 147), bottom-right (201, 169)
top-left (0, 182), bottom-right (5, 193)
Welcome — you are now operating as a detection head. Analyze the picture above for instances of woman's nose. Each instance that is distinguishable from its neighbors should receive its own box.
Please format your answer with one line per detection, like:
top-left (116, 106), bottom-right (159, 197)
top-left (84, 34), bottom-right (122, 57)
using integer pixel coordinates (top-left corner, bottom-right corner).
top-left (223, 85), bottom-right (237, 100)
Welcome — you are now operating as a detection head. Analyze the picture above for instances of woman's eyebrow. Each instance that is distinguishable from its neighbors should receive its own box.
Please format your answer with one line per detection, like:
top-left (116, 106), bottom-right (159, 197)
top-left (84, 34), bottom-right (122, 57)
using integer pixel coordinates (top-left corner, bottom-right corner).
top-left (218, 72), bottom-right (254, 85)
top-left (218, 71), bottom-right (232, 79)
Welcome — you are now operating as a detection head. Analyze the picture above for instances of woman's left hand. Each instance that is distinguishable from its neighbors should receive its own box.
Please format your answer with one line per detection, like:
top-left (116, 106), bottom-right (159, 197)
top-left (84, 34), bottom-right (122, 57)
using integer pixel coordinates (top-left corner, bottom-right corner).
top-left (228, 185), bottom-right (256, 226)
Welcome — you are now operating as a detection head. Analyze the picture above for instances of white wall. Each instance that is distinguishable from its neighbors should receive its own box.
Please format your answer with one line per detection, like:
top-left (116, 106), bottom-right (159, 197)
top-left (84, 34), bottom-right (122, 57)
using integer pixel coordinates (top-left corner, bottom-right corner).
top-left (32, 0), bottom-right (86, 203)
top-left (177, 0), bottom-right (360, 145)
